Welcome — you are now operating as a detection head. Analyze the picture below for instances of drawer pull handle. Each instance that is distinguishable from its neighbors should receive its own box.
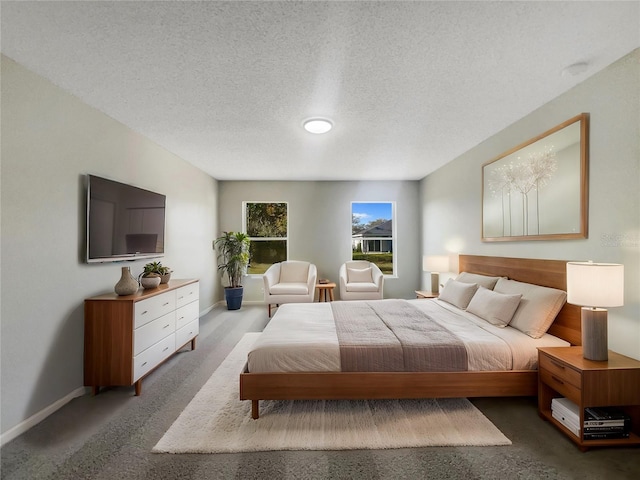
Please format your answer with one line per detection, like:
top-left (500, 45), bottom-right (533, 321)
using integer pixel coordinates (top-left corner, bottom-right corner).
top-left (141, 310), bottom-right (148, 315)
top-left (163, 346), bottom-right (169, 352)
top-left (163, 324), bottom-right (170, 329)
top-left (550, 360), bottom-right (565, 370)
top-left (178, 296), bottom-right (184, 300)
top-left (189, 331), bottom-right (193, 335)
top-left (142, 361), bottom-right (148, 367)
top-left (179, 316), bottom-right (184, 321)
top-left (550, 375), bottom-right (564, 385)
top-left (163, 302), bottom-right (169, 306)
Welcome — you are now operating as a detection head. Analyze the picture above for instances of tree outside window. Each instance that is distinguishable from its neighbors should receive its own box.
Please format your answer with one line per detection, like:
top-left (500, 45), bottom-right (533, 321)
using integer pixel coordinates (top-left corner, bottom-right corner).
top-left (351, 202), bottom-right (394, 275)
top-left (244, 202), bottom-right (288, 274)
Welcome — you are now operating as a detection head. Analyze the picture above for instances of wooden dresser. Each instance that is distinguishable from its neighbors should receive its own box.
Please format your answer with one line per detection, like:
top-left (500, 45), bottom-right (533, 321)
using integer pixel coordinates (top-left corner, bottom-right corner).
top-left (84, 279), bottom-right (199, 395)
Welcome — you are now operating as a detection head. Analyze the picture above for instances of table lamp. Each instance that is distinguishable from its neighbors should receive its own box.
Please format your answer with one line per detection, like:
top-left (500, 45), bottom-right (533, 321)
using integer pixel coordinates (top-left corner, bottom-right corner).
top-left (423, 255), bottom-right (449, 295)
top-left (566, 261), bottom-right (624, 361)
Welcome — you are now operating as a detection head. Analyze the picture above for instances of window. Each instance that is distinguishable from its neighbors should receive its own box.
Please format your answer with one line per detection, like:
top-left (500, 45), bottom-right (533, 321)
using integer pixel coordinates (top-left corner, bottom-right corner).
top-left (351, 202), bottom-right (394, 275)
top-left (244, 202), bottom-right (288, 274)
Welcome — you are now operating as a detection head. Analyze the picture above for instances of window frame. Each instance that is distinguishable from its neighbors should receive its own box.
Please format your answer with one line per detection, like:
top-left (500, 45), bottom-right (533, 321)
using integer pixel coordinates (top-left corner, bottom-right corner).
top-left (243, 201), bottom-right (289, 275)
top-left (351, 201), bottom-right (397, 277)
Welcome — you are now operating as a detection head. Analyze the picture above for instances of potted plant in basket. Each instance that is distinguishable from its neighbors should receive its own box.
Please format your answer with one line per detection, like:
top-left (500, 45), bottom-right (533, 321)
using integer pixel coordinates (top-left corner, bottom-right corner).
top-left (214, 231), bottom-right (250, 310)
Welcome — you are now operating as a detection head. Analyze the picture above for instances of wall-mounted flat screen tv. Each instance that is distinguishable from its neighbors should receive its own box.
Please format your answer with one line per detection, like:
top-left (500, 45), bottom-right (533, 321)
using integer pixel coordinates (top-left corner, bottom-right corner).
top-left (86, 174), bottom-right (166, 263)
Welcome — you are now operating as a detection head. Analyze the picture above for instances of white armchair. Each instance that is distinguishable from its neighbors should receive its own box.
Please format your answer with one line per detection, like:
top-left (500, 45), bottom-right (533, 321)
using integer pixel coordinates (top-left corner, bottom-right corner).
top-left (339, 260), bottom-right (384, 301)
top-left (263, 260), bottom-right (318, 317)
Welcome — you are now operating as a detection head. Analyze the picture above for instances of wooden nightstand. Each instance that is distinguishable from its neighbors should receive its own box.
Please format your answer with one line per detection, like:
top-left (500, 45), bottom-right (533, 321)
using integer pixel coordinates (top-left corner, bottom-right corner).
top-left (415, 290), bottom-right (438, 299)
top-left (538, 346), bottom-right (640, 451)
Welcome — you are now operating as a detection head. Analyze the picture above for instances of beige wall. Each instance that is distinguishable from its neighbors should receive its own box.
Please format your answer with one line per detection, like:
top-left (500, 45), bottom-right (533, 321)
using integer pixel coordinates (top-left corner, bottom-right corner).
top-left (420, 49), bottom-right (640, 359)
top-left (218, 181), bottom-right (421, 302)
top-left (1, 56), bottom-right (220, 438)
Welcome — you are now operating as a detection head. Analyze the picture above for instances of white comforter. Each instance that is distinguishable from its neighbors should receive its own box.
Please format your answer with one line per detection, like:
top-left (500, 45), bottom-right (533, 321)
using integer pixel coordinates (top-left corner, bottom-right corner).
top-left (247, 299), bottom-right (569, 373)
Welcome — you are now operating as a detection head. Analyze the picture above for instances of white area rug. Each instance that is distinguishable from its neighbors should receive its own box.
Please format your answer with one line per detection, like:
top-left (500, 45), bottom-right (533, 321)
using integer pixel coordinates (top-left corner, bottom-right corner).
top-left (153, 333), bottom-right (511, 453)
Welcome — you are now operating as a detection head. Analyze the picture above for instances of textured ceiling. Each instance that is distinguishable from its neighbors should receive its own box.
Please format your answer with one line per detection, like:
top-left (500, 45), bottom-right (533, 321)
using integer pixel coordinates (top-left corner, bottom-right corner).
top-left (1, 1), bottom-right (639, 181)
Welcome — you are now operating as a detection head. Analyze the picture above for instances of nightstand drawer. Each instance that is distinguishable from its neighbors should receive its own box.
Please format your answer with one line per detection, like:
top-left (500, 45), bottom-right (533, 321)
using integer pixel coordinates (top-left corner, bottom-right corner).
top-left (540, 369), bottom-right (581, 405)
top-left (540, 354), bottom-right (581, 388)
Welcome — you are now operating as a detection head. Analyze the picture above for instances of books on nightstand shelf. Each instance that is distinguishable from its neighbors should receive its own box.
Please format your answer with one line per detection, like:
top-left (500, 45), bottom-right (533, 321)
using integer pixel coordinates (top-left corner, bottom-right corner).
top-left (551, 398), bottom-right (631, 440)
top-left (583, 407), bottom-right (631, 439)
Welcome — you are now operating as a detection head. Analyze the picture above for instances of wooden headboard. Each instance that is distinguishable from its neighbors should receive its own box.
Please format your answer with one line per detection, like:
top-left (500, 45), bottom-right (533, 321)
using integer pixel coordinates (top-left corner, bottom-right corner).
top-left (459, 255), bottom-right (582, 345)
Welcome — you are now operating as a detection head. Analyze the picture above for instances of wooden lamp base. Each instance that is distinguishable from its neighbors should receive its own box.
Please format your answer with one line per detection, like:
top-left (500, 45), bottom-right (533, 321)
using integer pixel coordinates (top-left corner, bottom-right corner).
top-left (581, 307), bottom-right (608, 361)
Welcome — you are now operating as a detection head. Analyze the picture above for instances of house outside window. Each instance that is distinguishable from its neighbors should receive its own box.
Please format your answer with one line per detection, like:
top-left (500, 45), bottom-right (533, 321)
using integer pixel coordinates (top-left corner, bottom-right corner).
top-left (244, 202), bottom-right (288, 274)
top-left (351, 202), bottom-right (394, 275)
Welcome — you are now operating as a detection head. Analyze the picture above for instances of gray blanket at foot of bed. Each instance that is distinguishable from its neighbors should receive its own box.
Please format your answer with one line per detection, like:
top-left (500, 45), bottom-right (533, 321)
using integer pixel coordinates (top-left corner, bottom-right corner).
top-left (331, 299), bottom-right (468, 372)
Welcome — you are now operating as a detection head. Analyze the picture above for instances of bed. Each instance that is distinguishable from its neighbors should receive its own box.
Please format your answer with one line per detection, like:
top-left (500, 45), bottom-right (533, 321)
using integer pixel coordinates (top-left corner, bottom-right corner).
top-left (240, 255), bottom-right (582, 419)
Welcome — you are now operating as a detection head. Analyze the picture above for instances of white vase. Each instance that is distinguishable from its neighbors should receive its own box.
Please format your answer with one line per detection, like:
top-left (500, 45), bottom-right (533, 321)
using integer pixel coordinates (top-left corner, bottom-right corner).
top-left (114, 267), bottom-right (138, 296)
top-left (140, 276), bottom-right (161, 289)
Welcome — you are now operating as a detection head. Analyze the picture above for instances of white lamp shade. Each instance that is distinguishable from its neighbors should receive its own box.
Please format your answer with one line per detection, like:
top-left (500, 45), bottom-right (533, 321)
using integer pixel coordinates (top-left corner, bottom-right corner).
top-left (423, 255), bottom-right (449, 273)
top-left (566, 262), bottom-right (624, 307)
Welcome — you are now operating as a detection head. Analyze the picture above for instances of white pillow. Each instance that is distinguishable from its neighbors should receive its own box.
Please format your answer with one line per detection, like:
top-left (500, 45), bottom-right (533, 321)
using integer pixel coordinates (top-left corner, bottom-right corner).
top-left (348, 267), bottom-right (373, 283)
top-left (494, 278), bottom-right (567, 338)
top-left (466, 286), bottom-right (522, 327)
top-left (438, 279), bottom-right (478, 310)
top-left (456, 272), bottom-right (502, 290)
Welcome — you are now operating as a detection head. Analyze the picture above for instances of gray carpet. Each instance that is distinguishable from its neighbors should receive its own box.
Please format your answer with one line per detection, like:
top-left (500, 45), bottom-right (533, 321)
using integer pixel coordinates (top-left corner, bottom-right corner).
top-left (1, 305), bottom-right (639, 479)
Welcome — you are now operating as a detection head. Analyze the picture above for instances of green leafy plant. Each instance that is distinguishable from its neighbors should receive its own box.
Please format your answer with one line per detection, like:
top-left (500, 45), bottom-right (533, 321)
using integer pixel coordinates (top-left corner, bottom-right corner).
top-left (215, 231), bottom-right (251, 288)
top-left (142, 261), bottom-right (171, 277)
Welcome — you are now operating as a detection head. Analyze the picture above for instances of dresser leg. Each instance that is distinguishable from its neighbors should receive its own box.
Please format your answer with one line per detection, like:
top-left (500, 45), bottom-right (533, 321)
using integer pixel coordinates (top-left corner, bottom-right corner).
top-left (91, 386), bottom-right (99, 396)
top-left (251, 400), bottom-right (260, 419)
top-left (191, 337), bottom-right (197, 350)
top-left (134, 380), bottom-right (142, 396)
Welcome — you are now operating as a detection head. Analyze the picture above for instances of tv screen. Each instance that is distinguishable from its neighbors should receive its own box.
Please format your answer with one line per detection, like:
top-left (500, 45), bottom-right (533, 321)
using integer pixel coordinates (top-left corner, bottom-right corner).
top-left (86, 175), bottom-right (166, 263)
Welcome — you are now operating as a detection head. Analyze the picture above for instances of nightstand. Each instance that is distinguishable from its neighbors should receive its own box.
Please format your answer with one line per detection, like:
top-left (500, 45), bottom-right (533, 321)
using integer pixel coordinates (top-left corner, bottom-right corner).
top-left (415, 290), bottom-right (438, 299)
top-left (538, 346), bottom-right (640, 451)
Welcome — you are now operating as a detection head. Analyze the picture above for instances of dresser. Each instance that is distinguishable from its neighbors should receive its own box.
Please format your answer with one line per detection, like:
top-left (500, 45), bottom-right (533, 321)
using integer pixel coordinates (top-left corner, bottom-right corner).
top-left (538, 346), bottom-right (640, 451)
top-left (84, 279), bottom-right (199, 395)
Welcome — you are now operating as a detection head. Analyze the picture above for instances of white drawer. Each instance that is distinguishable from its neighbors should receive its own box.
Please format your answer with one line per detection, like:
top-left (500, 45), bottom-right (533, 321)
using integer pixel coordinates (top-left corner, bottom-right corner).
top-left (134, 311), bottom-right (176, 356)
top-left (133, 333), bottom-right (175, 382)
top-left (176, 282), bottom-right (199, 308)
top-left (176, 301), bottom-right (199, 330)
top-left (176, 319), bottom-right (199, 349)
top-left (134, 291), bottom-right (176, 328)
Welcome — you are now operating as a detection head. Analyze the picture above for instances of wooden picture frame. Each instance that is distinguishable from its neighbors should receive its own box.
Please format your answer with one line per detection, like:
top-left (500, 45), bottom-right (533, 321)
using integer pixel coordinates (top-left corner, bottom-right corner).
top-left (482, 113), bottom-right (589, 242)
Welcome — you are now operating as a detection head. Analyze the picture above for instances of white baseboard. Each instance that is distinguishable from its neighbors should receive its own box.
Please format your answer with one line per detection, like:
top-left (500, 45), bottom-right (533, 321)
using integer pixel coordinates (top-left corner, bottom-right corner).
top-left (1, 386), bottom-right (87, 447)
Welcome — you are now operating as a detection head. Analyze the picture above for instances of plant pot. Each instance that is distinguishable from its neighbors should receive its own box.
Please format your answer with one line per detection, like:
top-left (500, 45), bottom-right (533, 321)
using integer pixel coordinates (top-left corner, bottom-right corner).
top-left (160, 273), bottom-right (171, 284)
top-left (140, 276), bottom-right (161, 289)
top-left (224, 286), bottom-right (244, 310)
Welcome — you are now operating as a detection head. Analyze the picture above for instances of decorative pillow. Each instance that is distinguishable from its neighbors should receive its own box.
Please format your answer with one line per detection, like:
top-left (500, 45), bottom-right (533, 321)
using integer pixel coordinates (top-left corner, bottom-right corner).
top-left (493, 278), bottom-right (567, 338)
top-left (348, 267), bottom-right (373, 283)
top-left (438, 279), bottom-right (478, 310)
top-left (455, 272), bottom-right (502, 290)
top-left (466, 286), bottom-right (522, 327)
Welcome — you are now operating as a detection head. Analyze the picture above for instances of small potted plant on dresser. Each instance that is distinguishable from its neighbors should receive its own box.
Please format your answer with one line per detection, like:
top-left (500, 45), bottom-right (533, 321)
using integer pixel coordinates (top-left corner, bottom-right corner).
top-left (139, 261), bottom-right (172, 289)
top-left (214, 231), bottom-right (250, 310)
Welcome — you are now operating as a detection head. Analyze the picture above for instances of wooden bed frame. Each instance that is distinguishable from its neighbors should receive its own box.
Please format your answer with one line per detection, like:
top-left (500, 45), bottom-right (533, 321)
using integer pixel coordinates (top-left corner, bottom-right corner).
top-left (240, 255), bottom-right (582, 419)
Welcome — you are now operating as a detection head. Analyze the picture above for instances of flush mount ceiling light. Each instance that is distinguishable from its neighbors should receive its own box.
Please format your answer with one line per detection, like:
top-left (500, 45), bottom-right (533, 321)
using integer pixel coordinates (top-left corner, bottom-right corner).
top-left (303, 118), bottom-right (333, 134)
